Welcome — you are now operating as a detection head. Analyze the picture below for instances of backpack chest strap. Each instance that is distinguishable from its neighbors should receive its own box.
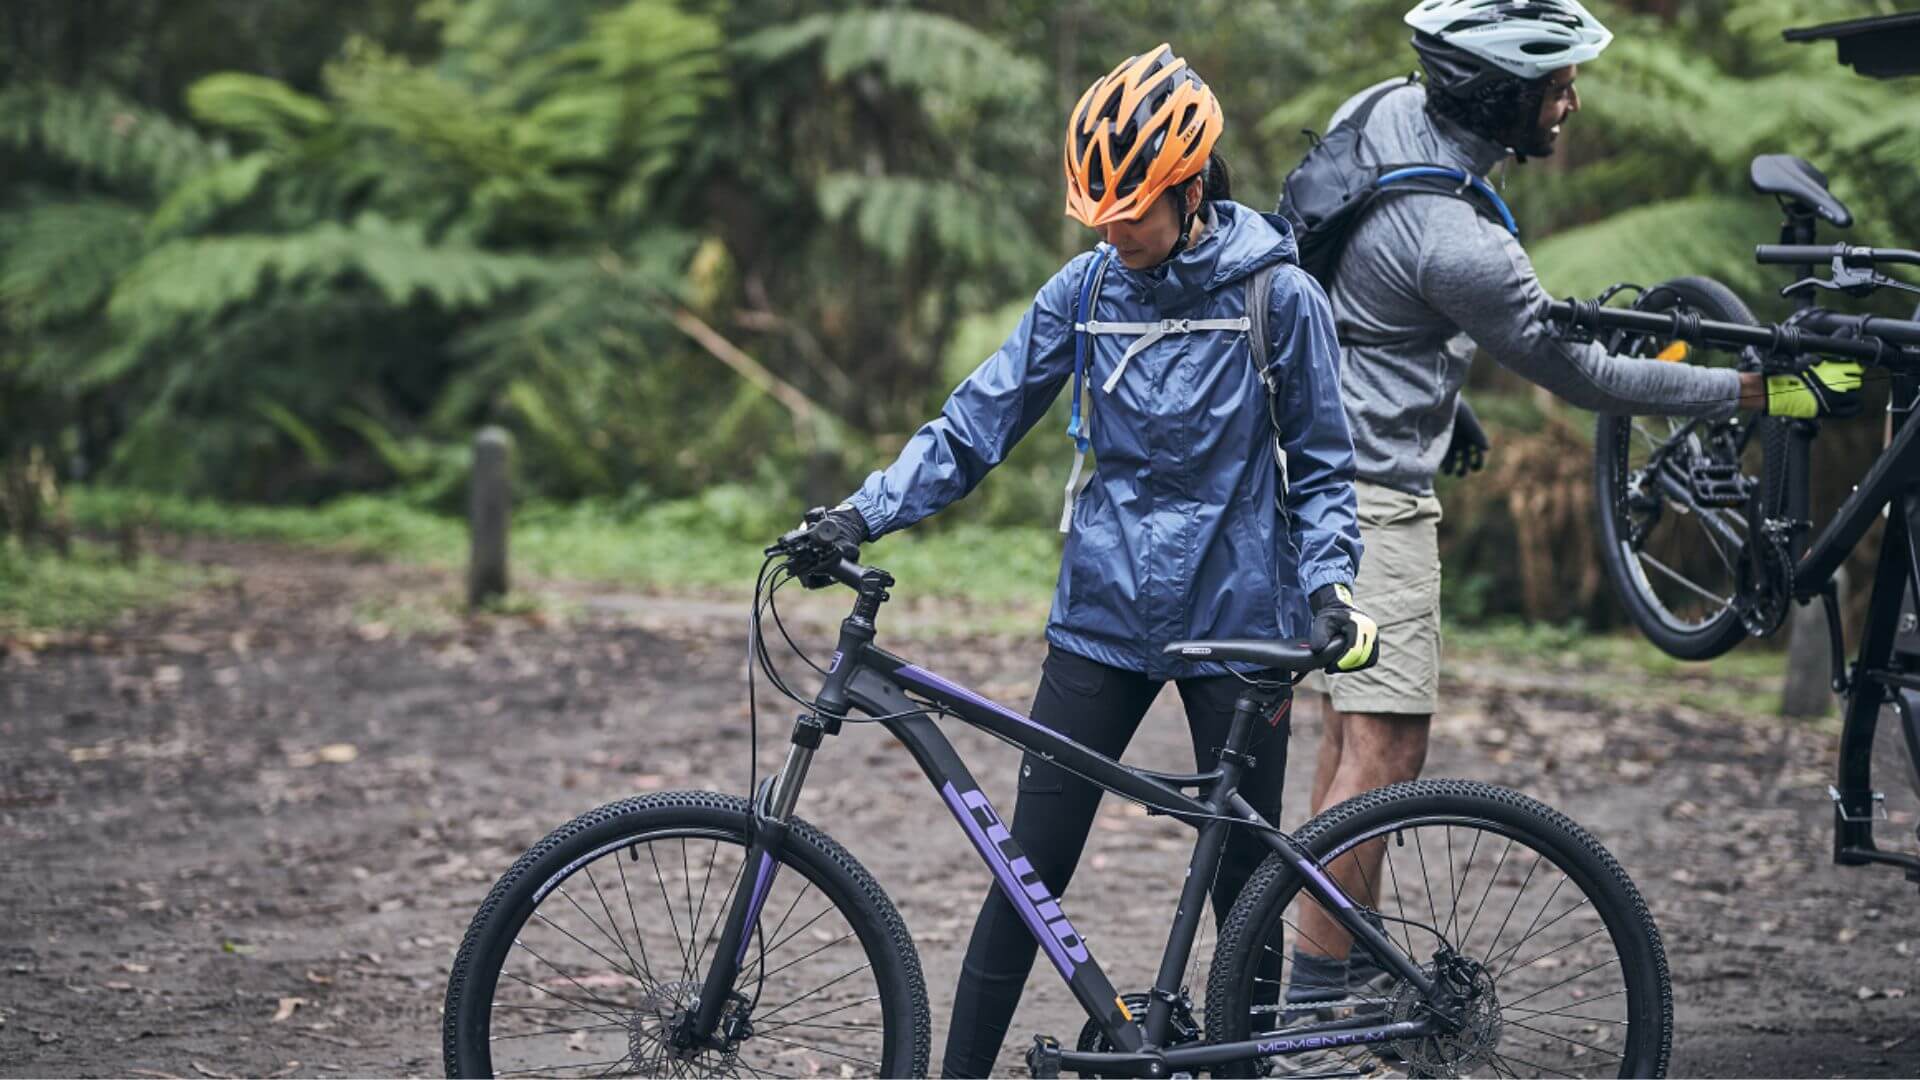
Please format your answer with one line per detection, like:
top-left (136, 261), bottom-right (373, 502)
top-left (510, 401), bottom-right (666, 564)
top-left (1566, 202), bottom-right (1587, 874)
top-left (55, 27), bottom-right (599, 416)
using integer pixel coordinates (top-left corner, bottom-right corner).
top-left (1076, 316), bottom-right (1254, 393)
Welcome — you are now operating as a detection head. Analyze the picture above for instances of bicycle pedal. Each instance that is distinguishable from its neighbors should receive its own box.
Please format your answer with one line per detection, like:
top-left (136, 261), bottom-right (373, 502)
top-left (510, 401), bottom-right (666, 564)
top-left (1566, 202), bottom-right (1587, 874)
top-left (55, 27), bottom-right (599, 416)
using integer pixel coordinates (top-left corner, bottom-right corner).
top-left (1688, 463), bottom-right (1749, 508)
top-left (1026, 1034), bottom-right (1063, 1079)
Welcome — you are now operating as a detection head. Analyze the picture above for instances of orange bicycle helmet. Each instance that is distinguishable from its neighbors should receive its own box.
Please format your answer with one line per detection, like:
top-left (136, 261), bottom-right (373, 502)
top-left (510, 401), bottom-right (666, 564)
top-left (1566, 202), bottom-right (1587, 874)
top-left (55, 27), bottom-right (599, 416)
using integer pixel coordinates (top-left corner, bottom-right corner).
top-left (1064, 44), bottom-right (1224, 228)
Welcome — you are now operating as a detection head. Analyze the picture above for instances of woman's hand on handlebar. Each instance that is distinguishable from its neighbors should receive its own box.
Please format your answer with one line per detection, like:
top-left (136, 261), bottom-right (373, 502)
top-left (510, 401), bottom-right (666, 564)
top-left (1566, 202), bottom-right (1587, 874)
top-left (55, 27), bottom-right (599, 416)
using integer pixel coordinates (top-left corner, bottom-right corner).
top-left (777, 504), bottom-right (869, 588)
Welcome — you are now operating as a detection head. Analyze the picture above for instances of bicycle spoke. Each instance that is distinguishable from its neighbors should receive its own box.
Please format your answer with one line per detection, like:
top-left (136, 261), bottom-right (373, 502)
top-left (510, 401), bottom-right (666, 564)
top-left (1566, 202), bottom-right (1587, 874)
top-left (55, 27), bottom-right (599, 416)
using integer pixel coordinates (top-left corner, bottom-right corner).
top-left (681, 840), bottom-right (697, 975)
top-left (763, 881), bottom-right (819, 953)
top-left (530, 908), bottom-right (644, 990)
top-left (582, 866), bottom-right (646, 984)
top-left (765, 903), bottom-right (838, 958)
top-left (1458, 835), bottom-right (1514, 954)
top-left (1505, 1002), bottom-right (1629, 1025)
top-left (1480, 851), bottom-right (1544, 967)
top-left (693, 850), bottom-right (750, 975)
top-left (1503, 955), bottom-right (1622, 1009)
top-left (1411, 826), bottom-right (1441, 935)
top-left (753, 962), bottom-right (874, 1022)
top-left (1636, 549), bottom-right (1731, 610)
top-left (1503, 1016), bottom-right (1623, 1061)
top-left (760, 928), bottom-right (859, 981)
top-left (498, 969), bottom-right (628, 1028)
top-left (752, 1033), bottom-right (880, 1070)
top-left (1381, 834), bottom-right (1416, 957)
top-left (751, 991), bottom-right (882, 1033)
top-left (510, 939), bottom-right (633, 1018)
top-left (493, 1021), bottom-right (629, 1042)
top-left (497, 1058), bottom-right (632, 1077)
top-left (1488, 879), bottom-right (1570, 977)
top-left (615, 850), bottom-right (659, 989)
top-left (647, 845), bottom-right (694, 980)
top-left (1501, 921), bottom-right (1607, 981)
top-left (1490, 1048), bottom-right (1583, 1079)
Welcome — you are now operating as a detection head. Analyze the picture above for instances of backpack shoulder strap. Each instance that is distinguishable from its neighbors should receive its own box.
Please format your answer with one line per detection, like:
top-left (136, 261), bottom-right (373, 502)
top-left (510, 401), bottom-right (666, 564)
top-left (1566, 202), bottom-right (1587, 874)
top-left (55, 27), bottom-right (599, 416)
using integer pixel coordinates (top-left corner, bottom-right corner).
top-left (1340, 74), bottom-right (1419, 163)
top-left (1245, 264), bottom-right (1278, 393)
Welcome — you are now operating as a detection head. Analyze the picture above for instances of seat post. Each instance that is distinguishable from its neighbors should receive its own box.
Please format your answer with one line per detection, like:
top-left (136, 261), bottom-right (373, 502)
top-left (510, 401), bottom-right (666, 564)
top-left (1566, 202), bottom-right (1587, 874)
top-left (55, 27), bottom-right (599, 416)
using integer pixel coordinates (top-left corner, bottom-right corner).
top-left (1214, 684), bottom-right (1289, 809)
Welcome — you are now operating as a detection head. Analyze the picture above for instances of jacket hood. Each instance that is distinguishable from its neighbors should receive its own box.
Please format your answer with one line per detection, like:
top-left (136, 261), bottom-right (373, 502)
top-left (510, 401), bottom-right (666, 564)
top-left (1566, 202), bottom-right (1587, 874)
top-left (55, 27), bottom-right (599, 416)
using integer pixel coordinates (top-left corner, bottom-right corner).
top-left (1113, 200), bottom-right (1298, 313)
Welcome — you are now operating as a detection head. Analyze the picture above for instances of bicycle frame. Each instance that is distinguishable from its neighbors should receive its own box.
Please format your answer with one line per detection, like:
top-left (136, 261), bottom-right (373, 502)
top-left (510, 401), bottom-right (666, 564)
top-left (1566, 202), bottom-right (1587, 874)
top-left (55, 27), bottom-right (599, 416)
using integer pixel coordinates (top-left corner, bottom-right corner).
top-left (685, 568), bottom-right (1447, 1077)
top-left (1795, 369), bottom-right (1920, 881)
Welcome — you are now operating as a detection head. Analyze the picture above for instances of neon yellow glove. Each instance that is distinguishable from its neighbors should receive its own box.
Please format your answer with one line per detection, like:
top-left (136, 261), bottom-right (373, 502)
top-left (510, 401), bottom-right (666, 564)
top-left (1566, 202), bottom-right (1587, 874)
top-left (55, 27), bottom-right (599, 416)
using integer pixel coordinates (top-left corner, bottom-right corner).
top-left (1765, 360), bottom-right (1865, 419)
top-left (1309, 583), bottom-right (1380, 673)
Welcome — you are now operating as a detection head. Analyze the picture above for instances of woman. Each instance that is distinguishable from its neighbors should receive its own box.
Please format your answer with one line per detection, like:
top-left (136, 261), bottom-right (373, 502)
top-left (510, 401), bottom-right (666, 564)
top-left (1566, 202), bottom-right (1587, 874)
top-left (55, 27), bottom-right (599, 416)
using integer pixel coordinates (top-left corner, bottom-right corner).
top-left (808, 45), bottom-right (1377, 1075)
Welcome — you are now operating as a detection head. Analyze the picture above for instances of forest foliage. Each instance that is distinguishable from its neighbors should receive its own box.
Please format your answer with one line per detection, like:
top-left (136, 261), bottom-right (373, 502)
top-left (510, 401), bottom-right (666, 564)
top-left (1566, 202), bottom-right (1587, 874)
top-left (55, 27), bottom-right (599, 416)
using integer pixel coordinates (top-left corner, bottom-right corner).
top-left (3, 0), bottom-right (1916, 623)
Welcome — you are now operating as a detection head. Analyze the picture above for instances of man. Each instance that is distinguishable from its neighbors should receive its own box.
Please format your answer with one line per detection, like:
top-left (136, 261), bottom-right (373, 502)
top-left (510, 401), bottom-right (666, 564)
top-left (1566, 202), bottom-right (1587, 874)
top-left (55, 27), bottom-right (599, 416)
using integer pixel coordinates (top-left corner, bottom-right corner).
top-left (1281, 0), bottom-right (1866, 1047)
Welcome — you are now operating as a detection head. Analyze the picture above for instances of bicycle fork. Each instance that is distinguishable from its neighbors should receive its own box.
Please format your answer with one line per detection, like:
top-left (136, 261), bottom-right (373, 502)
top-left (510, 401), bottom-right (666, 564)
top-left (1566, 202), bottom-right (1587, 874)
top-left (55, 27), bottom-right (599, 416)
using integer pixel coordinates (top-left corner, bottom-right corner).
top-left (683, 576), bottom-right (888, 1049)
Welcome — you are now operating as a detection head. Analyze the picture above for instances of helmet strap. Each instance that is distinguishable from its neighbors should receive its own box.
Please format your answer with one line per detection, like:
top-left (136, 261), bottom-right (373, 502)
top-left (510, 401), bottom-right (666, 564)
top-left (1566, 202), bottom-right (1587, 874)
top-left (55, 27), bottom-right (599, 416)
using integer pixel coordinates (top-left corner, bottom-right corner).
top-left (1159, 179), bottom-right (1204, 264)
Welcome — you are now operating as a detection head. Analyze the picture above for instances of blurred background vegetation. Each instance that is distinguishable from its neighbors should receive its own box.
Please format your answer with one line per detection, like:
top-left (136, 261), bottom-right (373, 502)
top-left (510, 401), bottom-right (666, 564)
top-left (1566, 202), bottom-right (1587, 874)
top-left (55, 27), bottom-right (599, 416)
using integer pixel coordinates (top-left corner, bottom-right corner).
top-left (3, 0), bottom-right (1916, 634)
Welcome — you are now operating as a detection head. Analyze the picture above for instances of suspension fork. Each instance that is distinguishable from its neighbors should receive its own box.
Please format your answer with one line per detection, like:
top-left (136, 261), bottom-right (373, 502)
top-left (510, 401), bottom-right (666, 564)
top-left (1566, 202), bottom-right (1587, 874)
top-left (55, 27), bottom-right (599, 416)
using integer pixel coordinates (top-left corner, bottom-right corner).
top-left (686, 579), bottom-right (887, 1042)
top-left (687, 721), bottom-right (819, 1041)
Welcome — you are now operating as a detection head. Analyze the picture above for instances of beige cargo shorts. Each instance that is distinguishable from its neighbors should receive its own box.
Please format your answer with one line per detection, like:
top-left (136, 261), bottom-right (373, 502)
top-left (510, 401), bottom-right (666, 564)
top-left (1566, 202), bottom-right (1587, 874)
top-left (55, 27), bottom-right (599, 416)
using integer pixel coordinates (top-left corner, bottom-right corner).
top-left (1320, 480), bottom-right (1443, 715)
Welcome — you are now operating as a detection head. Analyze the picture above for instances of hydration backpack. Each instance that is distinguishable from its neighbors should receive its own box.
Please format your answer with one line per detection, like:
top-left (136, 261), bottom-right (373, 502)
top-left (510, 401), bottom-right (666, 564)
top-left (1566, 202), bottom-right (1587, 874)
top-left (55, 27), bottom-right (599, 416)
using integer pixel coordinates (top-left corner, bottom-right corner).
top-left (1276, 76), bottom-right (1519, 289)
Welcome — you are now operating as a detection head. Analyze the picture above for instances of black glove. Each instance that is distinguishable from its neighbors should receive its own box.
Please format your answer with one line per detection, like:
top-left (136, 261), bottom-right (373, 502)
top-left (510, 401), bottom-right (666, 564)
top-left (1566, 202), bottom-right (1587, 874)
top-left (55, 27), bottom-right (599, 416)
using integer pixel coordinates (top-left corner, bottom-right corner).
top-left (794, 503), bottom-right (868, 587)
top-left (1309, 583), bottom-right (1380, 673)
top-left (1440, 396), bottom-right (1490, 478)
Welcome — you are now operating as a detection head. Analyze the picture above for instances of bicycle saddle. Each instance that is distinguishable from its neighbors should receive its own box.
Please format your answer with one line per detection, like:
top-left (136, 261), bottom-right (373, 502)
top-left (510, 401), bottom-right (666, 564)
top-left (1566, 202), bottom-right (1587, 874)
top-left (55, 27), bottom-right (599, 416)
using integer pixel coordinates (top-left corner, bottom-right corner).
top-left (1749, 154), bottom-right (1853, 228)
top-left (1164, 638), bottom-right (1325, 672)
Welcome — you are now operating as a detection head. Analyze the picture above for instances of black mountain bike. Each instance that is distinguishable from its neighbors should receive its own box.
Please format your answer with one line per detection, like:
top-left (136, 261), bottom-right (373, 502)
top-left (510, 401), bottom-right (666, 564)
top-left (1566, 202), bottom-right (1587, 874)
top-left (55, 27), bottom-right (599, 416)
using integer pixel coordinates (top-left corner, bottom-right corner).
top-left (444, 521), bottom-right (1673, 1078)
top-left (1550, 153), bottom-right (1920, 887)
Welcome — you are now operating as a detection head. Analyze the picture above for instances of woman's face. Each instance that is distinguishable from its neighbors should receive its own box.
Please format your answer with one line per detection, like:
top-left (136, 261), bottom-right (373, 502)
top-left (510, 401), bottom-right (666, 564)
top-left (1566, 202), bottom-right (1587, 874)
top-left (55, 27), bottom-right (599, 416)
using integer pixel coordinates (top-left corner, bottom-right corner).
top-left (1098, 183), bottom-right (1201, 270)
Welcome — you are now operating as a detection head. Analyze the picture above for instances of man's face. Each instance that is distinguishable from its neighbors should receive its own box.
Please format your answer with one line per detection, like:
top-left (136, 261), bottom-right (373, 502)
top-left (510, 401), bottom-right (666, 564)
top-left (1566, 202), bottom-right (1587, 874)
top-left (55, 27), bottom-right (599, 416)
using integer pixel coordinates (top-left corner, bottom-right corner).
top-left (1518, 64), bottom-right (1580, 157)
top-left (1097, 182), bottom-right (1201, 270)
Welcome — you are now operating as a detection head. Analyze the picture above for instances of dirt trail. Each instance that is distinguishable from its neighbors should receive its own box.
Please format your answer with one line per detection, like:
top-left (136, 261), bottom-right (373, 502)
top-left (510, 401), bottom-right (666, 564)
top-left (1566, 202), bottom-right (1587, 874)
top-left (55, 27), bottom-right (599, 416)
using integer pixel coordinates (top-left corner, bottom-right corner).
top-left (2, 539), bottom-right (1917, 1077)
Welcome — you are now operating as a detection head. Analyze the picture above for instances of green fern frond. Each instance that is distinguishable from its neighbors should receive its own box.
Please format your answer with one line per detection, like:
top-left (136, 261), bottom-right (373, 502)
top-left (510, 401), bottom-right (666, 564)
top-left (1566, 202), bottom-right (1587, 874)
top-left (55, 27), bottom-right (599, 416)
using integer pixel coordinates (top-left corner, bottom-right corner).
top-left (0, 84), bottom-right (227, 195)
top-left (1528, 195), bottom-right (1781, 303)
top-left (146, 153), bottom-right (275, 240)
top-left (187, 74), bottom-right (334, 149)
top-left (108, 218), bottom-right (548, 329)
top-left (818, 172), bottom-right (1048, 277)
top-left (0, 197), bottom-right (148, 328)
top-left (736, 9), bottom-right (1043, 103)
top-left (252, 398), bottom-right (334, 469)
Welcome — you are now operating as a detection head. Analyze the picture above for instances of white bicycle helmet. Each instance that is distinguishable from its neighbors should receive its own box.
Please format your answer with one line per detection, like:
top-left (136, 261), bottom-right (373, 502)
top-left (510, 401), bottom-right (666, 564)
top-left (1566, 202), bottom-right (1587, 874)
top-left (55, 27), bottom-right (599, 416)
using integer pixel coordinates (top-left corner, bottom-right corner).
top-left (1405, 0), bottom-right (1613, 88)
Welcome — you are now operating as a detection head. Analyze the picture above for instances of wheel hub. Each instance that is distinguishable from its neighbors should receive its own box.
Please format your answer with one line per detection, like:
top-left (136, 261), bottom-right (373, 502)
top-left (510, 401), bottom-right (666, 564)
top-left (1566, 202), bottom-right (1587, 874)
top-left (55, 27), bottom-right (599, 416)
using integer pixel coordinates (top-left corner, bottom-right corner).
top-left (1387, 955), bottom-right (1501, 1077)
top-left (634, 981), bottom-right (750, 1071)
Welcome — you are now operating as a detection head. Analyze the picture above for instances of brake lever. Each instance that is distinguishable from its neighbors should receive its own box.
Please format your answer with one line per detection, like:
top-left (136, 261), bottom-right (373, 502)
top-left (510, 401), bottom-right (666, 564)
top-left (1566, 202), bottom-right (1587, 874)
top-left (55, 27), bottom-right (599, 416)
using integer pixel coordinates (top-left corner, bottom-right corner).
top-left (1781, 256), bottom-right (1920, 301)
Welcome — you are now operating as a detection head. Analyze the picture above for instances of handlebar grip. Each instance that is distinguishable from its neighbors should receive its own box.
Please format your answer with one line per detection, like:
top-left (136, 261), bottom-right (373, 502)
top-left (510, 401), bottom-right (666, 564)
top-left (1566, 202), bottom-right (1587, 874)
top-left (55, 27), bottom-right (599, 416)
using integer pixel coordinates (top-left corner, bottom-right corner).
top-left (1754, 244), bottom-right (1847, 265)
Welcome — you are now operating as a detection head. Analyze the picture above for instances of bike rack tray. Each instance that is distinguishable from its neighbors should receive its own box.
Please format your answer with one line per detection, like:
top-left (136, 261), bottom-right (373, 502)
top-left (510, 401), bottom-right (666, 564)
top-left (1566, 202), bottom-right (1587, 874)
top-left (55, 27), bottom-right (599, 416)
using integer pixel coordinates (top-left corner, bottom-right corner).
top-left (1785, 12), bottom-right (1920, 79)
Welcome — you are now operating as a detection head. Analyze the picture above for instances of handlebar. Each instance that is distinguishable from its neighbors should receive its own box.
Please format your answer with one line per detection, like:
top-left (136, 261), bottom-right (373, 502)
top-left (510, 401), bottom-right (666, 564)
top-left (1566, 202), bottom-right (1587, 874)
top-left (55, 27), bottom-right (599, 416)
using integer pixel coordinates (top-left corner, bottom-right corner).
top-left (1548, 298), bottom-right (1920, 364)
top-left (1755, 243), bottom-right (1920, 268)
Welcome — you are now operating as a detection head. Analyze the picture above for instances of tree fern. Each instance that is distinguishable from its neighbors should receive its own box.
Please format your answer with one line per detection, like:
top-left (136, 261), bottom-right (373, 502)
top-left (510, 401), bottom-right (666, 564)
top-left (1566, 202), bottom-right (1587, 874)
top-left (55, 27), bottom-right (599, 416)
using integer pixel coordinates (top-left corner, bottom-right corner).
top-left (109, 218), bottom-right (547, 330)
top-left (0, 84), bottom-right (228, 196)
top-left (735, 9), bottom-right (1044, 104)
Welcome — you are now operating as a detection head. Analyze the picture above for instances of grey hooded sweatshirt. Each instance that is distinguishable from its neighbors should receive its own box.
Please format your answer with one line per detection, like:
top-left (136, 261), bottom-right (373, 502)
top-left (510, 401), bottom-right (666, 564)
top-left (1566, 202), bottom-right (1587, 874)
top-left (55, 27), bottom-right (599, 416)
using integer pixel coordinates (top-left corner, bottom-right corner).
top-left (1327, 79), bottom-right (1741, 495)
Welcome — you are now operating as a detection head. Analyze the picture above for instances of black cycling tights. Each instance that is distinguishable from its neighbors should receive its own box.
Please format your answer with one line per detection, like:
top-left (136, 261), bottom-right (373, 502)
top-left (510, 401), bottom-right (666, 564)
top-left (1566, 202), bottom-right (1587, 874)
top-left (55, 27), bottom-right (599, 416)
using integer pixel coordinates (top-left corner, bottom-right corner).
top-left (941, 645), bottom-right (1291, 1078)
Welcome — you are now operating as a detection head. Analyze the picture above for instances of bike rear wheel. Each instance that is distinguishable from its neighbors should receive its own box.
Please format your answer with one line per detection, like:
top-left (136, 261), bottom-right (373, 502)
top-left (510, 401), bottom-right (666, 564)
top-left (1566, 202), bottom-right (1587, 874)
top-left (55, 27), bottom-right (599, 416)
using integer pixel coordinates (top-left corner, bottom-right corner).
top-left (1592, 276), bottom-right (1792, 660)
top-left (1206, 780), bottom-right (1673, 1078)
top-left (443, 791), bottom-right (930, 1078)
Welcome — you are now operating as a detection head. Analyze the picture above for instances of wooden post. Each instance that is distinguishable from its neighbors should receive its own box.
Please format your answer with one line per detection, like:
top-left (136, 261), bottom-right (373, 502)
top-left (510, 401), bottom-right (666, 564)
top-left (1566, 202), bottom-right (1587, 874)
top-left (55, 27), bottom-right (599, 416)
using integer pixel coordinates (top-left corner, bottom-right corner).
top-left (468, 427), bottom-right (512, 610)
top-left (1782, 566), bottom-right (1846, 718)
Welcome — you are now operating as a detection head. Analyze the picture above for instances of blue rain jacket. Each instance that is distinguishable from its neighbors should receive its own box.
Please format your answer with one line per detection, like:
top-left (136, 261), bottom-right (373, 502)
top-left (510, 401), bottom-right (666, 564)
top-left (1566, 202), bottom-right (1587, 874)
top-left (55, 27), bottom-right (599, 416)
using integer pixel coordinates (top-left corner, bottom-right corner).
top-left (848, 202), bottom-right (1361, 678)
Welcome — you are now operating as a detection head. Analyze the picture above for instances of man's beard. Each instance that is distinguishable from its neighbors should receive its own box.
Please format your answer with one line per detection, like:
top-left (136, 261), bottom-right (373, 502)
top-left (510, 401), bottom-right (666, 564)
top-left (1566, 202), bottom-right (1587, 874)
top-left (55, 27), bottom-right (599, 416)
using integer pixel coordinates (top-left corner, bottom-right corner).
top-left (1513, 120), bottom-right (1559, 158)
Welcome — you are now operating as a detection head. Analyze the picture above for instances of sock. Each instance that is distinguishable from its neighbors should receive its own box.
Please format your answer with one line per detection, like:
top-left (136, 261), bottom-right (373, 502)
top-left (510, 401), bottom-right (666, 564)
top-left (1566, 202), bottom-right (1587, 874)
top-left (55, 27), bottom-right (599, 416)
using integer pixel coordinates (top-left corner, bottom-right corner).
top-left (1347, 944), bottom-right (1388, 987)
top-left (1284, 947), bottom-right (1349, 1004)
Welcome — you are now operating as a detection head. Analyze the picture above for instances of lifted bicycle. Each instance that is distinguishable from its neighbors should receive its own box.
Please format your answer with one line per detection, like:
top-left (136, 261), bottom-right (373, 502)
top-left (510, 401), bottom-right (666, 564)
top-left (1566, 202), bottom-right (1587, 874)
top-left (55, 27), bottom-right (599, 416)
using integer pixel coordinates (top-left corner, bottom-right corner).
top-left (1550, 159), bottom-right (1920, 887)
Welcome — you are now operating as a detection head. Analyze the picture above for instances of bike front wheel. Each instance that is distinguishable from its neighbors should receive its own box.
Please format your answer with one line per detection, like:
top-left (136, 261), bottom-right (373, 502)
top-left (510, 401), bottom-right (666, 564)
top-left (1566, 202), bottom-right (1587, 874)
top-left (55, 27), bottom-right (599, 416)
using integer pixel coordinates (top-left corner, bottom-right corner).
top-left (1206, 780), bottom-right (1673, 1078)
top-left (443, 791), bottom-right (931, 1078)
